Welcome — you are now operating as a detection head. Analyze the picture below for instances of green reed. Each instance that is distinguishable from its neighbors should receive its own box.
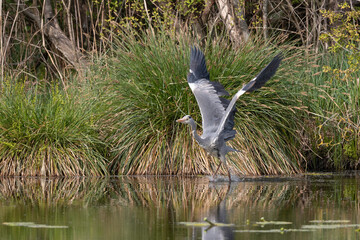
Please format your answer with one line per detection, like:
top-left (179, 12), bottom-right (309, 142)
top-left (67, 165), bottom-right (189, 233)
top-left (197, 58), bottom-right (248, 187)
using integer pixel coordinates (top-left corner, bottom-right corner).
top-left (301, 51), bottom-right (360, 170)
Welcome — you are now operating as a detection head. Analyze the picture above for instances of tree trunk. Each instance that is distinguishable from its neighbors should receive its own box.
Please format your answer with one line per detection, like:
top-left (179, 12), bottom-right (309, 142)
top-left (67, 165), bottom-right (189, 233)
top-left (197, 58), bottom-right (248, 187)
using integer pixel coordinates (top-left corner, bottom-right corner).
top-left (216, 0), bottom-right (249, 45)
top-left (262, 0), bottom-right (268, 40)
top-left (0, 0), bottom-right (5, 80)
top-left (19, 0), bottom-right (87, 72)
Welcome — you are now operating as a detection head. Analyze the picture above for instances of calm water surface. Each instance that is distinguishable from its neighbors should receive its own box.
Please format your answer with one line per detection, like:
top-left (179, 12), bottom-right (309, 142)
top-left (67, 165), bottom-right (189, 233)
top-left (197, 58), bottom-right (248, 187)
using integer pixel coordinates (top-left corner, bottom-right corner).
top-left (0, 173), bottom-right (359, 240)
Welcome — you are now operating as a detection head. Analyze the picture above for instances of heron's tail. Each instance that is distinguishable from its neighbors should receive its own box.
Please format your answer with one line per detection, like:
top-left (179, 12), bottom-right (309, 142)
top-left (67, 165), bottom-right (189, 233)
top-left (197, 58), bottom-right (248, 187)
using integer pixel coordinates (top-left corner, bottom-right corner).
top-left (226, 146), bottom-right (240, 153)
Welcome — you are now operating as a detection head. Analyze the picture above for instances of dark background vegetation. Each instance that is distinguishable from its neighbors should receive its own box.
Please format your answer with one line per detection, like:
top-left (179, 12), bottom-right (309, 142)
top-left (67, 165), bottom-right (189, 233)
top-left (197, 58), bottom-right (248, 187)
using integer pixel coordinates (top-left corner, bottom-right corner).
top-left (0, 0), bottom-right (359, 176)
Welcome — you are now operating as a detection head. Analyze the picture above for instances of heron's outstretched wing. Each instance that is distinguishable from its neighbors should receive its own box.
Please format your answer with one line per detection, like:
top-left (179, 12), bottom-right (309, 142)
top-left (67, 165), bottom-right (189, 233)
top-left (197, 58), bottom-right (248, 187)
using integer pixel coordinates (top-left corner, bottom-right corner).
top-left (187, 47), bottom-right (228, 96)
top-left (187, 47), bottom-right (235, 138)
top-left (215, 54), bottom-right (283, 139)
top-left (242, 54), bottom-right (283, 92)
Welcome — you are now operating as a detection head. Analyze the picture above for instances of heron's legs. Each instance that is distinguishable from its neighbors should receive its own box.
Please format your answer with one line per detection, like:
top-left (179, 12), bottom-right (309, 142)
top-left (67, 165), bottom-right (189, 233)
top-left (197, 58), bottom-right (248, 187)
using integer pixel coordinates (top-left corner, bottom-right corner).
top-left (223, 160), bottom-right (232, 182)
top-left (216, 156), bottom-right (231, 182)
top-left (227, 170), bottom-right (231, 182)
top-left (213, 162), bottom-right (222, 177)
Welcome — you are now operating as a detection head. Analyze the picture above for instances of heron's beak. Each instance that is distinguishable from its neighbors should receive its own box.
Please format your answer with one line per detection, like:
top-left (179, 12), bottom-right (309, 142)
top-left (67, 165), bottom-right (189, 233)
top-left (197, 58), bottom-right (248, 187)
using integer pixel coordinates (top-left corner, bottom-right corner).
top-left (176, 117), bottom-right (186, 123)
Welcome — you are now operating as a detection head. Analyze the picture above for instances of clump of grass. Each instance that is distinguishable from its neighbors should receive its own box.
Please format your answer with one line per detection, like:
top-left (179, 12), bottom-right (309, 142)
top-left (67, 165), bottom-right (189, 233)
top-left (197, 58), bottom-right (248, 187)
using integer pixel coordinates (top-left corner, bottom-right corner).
top-left (101, 30), bottom-right (306, 175)
top-left (0, 81), bottom-right (108, 176)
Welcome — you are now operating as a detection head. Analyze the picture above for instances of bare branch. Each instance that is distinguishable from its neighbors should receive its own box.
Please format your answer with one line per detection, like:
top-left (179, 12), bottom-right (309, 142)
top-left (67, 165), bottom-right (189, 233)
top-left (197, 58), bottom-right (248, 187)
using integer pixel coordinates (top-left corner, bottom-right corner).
top-left (19, 0), bottom-right (87, 72)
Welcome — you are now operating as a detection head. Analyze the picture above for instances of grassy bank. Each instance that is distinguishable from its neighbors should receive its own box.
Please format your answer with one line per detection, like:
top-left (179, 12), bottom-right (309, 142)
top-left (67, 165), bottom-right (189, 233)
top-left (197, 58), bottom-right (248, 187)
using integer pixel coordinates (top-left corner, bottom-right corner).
top-left (0, 30), bottom-right (358, 176)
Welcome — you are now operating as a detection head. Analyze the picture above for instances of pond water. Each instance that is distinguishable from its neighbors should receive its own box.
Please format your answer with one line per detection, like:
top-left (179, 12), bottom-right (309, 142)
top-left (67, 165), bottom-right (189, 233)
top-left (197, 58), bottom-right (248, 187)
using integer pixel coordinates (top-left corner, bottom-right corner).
top-left (0, 173), bottom-right (359, 240)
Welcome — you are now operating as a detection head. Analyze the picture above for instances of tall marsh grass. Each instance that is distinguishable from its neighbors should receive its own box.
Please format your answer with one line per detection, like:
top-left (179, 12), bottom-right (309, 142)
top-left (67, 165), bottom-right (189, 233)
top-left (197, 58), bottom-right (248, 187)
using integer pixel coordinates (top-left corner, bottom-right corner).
top-left (302, 51), bottom-right (360, 170)
top-left (0, 81), bottom-right (108, 176)
top-left (100, 31), bottom-right (306, 175)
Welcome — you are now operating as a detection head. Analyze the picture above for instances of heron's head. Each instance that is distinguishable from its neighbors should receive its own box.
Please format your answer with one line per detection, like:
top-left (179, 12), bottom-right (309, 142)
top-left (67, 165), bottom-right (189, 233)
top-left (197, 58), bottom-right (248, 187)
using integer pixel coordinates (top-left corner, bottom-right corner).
top-left (176, 115), bottom-right (193, 124)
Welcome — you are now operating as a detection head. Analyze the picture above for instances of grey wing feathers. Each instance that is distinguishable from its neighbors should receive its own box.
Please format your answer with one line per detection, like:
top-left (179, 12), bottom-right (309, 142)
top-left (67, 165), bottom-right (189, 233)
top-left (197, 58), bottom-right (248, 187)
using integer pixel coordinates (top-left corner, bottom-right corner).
top-left (215, 53), bottom-right (283, 139)
top-left (219, 98), bottom-right (236, 141)
top-left (187, 47), bottom-right (235, 140)
top-left (242, 54), bottom-right (283, 92)
top-left (191, 81), bottom-right (231, 137)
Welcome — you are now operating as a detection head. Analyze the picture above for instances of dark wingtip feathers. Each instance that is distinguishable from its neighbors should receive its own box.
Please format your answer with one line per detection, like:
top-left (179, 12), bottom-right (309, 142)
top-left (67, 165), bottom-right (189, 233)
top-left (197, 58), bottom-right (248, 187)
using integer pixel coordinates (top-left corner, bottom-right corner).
top-left (242, 53), bottom-right (283, 92)
top-left (188, 46), bottom-right (210, 82)
top-left (188, 46), bottom-right (229, 96)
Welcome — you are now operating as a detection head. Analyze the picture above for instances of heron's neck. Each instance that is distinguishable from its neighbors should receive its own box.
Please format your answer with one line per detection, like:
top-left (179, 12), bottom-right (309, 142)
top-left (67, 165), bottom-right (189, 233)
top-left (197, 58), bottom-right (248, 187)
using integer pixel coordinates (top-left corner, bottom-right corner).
top-left (189, 120), bottom-right (202, 142)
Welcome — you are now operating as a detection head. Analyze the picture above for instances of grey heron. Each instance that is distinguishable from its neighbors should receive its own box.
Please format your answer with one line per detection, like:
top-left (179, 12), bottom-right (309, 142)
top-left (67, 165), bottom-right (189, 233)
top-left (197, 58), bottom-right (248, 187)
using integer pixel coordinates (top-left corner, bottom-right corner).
top-left (177, 47), bottom-right (283, 182)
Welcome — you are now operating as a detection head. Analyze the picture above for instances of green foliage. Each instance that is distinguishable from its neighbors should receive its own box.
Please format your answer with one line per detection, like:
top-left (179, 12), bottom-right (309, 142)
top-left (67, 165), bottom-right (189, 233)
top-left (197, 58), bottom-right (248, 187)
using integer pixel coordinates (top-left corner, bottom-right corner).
top-left (320, 3), bottom-right (360, 81)
top-left (304, 4), bottom-right (360, 169)
top-left (107, 0), bottom-right (206, 34)
top-left (0, 81), bottom-right (108, 176)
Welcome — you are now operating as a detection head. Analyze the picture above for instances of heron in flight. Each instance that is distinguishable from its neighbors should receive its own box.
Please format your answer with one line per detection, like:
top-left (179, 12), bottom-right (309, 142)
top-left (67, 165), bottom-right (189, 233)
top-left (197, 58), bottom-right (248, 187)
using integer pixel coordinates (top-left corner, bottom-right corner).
top-left (177, 47), bottom-right (282, 182)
